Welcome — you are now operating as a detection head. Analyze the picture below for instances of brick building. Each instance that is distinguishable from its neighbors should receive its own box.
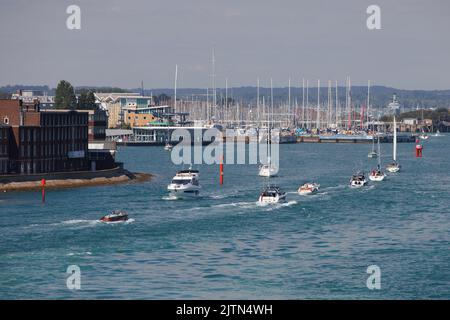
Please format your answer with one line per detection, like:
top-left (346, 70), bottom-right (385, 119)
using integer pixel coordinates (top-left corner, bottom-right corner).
top-left (0, 124), bottom-right (10, 173)
top-left (0, 99), bottom-right (90, 174)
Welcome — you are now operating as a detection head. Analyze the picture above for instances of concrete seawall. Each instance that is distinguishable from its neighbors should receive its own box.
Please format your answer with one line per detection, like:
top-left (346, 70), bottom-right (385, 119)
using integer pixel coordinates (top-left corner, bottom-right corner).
top-left (0, 167), bottom-right (152, 191)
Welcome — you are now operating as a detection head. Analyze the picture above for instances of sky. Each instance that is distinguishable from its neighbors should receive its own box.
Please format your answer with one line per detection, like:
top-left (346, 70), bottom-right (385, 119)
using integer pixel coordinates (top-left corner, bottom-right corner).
top-left (1, 0), bottom-right (450, 90)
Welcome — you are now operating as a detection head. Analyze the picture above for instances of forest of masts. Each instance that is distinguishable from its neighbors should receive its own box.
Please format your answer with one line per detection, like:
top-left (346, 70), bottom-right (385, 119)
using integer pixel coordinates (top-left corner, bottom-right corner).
top-left (172, 77), bottom-right (377, 132)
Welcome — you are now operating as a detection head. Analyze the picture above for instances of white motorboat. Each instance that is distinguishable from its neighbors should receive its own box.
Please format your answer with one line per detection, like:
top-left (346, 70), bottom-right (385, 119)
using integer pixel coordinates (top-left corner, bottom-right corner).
top-left (350, 172), bottom-right (368, 188)
top-left (386, 115), bottom-right (401, 173)
top-left (167, 169), bottom-right (201, 197)
top-left (298, 182), bottom-right (320, 195)
top-left (258, 185), bottom-right (286, 204)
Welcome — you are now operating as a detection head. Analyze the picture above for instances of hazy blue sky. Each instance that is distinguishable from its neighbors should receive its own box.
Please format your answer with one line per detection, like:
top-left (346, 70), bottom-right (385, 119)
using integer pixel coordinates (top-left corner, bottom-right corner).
top-left (1, 0), bottom-right (449, 89)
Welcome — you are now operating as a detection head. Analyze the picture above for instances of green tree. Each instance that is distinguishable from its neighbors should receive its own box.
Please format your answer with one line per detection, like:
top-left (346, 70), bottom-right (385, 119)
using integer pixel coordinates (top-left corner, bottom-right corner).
top-left (77, 89), bottom-right (97, 110)
top-left (54, 80), bottom-right (76, 110)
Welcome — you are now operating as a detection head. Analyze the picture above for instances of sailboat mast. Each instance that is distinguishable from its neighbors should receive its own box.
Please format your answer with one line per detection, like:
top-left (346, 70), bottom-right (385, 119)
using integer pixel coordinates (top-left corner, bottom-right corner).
top-left (225, 78), bottom-right (228, 125)
top-left (270, 78), bottom-right (274, 129)
top-left (378, 136), bottom-right (381, 167)
top-left (257, 77), bottom-right (260, 127)
top-left (306, 80), bottom-right (309, 129)
top-left (393, 116), bottom-right (397, 161)
top-left (288, 77), bottom-right (291, 125)
top-left (174, 64), bottom-right (178, 114)
top-left (335, 80), bottom-right (339, 129)
top-left (316, 79), bottom-right (320, 129)
top-left (367, 80), bottom-right (371, 131)
top-left (302, 78), bottom-right (305, 128)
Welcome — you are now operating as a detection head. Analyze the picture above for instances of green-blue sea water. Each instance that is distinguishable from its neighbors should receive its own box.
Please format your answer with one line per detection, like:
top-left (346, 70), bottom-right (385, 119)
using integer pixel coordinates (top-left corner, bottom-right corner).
top-left (1, 136), bottom-right (449, 299)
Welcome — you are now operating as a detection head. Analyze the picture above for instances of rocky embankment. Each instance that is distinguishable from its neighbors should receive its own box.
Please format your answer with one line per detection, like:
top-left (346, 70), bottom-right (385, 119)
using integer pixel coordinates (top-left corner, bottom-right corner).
top-left (0, 168), bottom-right (152, 192)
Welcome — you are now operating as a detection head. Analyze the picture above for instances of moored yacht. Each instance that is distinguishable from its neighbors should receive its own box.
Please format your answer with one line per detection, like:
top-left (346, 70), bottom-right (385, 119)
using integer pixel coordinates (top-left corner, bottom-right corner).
top-left (350, 172), bottom-right (368, 188)
top-left (167, 168), bottom-right (201, 197)
top-left (258, 185), bottom-right (286, 204)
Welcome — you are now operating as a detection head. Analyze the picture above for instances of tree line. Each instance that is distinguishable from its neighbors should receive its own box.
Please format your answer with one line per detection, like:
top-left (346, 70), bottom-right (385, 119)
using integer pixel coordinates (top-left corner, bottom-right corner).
top-left (54, 80), bottom-right (98, 110)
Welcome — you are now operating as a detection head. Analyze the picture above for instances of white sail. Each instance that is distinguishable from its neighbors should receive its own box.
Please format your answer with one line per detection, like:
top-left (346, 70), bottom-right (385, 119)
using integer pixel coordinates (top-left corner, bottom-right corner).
top-left (393, 116), bottom-right (397, 161)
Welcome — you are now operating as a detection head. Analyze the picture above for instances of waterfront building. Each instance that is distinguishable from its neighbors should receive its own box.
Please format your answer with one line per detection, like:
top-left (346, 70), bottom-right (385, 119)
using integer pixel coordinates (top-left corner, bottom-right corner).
top-left (11, 90), bottom-right (55, 109)
top-left (0, 124), bottom-right (10, 173)
top-left (0, 99), bottom-right (116, 174)
top-left (0, 99), bottom-right (89, 174)
top-left (94, 93), bottom-right (157, 128)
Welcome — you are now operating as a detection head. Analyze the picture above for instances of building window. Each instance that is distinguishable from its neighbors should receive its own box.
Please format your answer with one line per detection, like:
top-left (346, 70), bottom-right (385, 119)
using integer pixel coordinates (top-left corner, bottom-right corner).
top-left (3, 116), bottom-right (9, 124)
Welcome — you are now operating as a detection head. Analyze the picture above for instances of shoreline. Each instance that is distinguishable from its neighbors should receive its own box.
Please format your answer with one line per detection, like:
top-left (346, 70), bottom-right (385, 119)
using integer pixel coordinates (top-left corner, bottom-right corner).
top-left (0, 168), bottom-right (152, 192)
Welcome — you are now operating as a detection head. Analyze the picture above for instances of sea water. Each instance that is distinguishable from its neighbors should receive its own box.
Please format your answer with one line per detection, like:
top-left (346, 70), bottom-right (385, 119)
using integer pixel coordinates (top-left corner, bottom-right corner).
top-left (0, 136), bottom-right (449, 299)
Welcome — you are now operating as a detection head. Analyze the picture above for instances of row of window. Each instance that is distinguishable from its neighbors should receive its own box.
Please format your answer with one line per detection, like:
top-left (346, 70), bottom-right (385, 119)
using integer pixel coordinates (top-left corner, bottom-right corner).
top-left (19, 143), bottom-right (87, 159)
top-left (0, 160), bottom-right (8, 173)
top-left (0, 128), bottom-right (9, 140)
top-left (20, 127), bottom-right (88, 143)
top-left (17, 158), bottom-right (88, 174)
top-left (0, 144), bottom-right (8, 156)
top-left (41, 114), bottom-right (88, 127)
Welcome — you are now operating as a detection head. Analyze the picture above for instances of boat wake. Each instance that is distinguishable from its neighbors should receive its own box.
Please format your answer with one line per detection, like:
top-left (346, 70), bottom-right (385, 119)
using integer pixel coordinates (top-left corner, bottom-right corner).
top-left (100, 218), bottom-right (135, 225)
top-left (162, 195), bottom-right (179, 201)
top-left (264, 200), bottom-right (298, 211)
top-left (66, 251), bottom-right (93, 256)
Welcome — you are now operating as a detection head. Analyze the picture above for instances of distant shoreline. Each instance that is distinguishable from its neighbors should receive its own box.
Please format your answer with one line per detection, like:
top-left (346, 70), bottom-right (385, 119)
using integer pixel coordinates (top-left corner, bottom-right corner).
top-left (0, 167), bottom-right (152, 192)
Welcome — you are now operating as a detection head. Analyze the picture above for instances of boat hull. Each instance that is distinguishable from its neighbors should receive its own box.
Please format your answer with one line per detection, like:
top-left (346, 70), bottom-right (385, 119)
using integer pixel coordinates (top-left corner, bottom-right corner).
top-left (350, 180), bottom-right (368, 188)
top-left (258, 193), bottom-right (286, 204)
top-left (369, 174), bottom-right (386, 181)
top-left (386, 164), bottom-right (401, 173)
top-left (100, 215), bottom-right (128, 222)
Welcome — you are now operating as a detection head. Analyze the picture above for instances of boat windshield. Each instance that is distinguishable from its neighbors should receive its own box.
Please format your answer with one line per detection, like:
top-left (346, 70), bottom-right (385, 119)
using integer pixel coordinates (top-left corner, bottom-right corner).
top-left (171, 179), bottom-right (192, 185)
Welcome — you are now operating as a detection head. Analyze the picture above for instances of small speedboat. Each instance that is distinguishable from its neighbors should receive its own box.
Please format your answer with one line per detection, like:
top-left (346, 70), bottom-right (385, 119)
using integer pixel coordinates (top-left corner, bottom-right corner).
top-left (164, 143), bottom-right (173, 151)
top-left (298, 182), bottom-right (320, 195)
top-left (258, 185), bottom-right (286, 204)
top-left (100, 210), bottom-right (129, 222)
top-left (369, 168), bottom-right (386, 181)
top-left (386, 162), bottom-right (401, 173)
top-left (350, 172), bottom-right (368, 188)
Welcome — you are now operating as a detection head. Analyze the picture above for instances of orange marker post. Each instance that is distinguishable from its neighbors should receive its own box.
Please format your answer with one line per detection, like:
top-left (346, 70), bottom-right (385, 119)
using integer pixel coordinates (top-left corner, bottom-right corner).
top-left (219, 156), bottom-right (224, 186)
top-left (41, 178), bottom-right (46, 203)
